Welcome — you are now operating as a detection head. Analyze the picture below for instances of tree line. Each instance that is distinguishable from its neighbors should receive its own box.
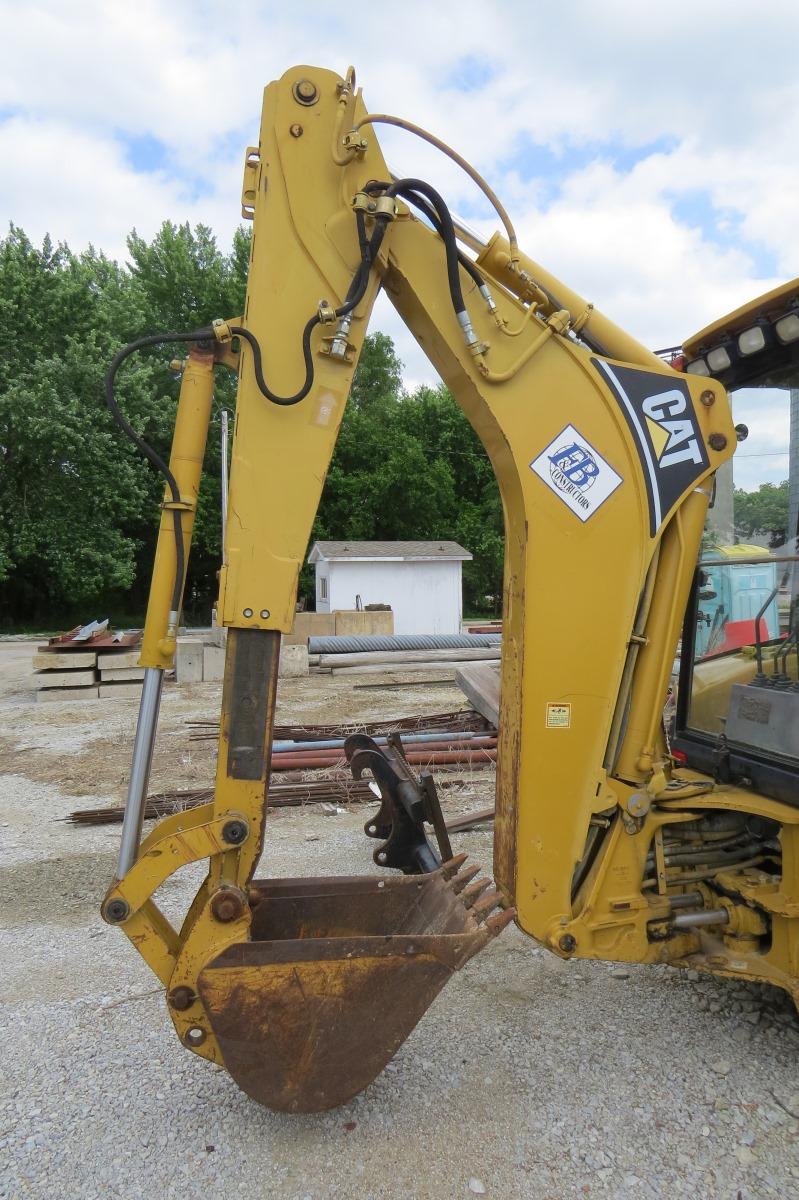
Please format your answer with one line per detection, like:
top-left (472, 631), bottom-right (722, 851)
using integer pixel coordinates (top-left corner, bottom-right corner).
top-left (0, 222), bottom-right (789, 629)
top-left (0, 222), bottom-right (504, 627)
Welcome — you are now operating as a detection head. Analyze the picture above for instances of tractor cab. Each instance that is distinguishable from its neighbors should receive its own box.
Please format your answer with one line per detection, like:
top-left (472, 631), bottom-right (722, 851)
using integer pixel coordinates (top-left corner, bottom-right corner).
top-left (672, 280), bottom-right (799, 806)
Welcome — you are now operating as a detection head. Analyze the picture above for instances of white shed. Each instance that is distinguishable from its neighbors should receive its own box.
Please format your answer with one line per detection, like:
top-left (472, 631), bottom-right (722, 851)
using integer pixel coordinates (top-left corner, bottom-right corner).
top-left (308, 541), bottom-right (473, 636)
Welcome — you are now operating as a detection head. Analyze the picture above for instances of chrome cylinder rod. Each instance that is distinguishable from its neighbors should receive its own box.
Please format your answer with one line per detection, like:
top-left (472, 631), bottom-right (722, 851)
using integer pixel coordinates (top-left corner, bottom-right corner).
top-left (667, 891), bottom-right (704, 910)
top-left (220, 408), bottom-right (230, 553)
top-left (672, 908), bottom-right (729, 930)
top-left (116, 667), bottom-right (164, 877)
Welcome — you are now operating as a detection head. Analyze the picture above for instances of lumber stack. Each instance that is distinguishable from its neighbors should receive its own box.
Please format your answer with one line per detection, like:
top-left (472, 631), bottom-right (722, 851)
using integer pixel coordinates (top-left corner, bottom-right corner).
top-left (33, 646), bottom-right (99, 701)
top-left (95, 647), bottom-right (145, 700)
top-left (454, 662), bottom-right (501, 727)
top-left (34, 626), bottom-right (144, 702)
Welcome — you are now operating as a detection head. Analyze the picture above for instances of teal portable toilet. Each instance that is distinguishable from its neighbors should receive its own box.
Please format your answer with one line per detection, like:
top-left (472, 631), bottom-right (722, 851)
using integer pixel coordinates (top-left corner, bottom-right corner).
top-left (697, 545), bottom-right (779, 657)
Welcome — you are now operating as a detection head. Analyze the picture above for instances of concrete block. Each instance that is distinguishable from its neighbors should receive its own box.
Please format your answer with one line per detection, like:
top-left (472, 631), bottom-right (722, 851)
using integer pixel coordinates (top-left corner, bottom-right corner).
top-left (95, 649), bottom-right (141, 671)
top-left (38, 686), bottom-right (100, 702)
top-left (333, 609), bottom-right (394, 637)
top-left (279, 644), bottom-right (309, 678)
top-left (98, 682), bottom-right (142, 700)
top-left (99, 668), bottom-right (145, 682)
top-left (283, 611), bottom-right (336, 646)
top-left (175, 638), bottom-right (203, 683)
top-left (32, 650), bottom-right (96, 670)
top-left (203, 643), bottom-right (225, 682)
top-left (34, 669), bottom-right (97, 689)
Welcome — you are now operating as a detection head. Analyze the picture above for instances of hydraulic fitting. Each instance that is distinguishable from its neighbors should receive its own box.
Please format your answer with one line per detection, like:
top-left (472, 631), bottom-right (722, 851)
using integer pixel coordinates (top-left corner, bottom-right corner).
top-left (478, 283), bottom-right (498, 314)
top-left (329, 314), bottom-right (353, 360)
top-left (457, 309), bottom-right (488, 357)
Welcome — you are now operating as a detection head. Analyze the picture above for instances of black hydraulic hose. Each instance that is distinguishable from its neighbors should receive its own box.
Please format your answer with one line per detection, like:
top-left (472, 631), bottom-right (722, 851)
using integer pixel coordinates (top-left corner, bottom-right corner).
top-left (231, 210), bottom-right (388, 408)
top-left (105, 327), bottom-right (214, 613)
top-left (229, 318), bottom-right (319, 407)
top-left (399, 187), bottom-right (485, 289)
top-left (388, 177), bottom-right (467, 316)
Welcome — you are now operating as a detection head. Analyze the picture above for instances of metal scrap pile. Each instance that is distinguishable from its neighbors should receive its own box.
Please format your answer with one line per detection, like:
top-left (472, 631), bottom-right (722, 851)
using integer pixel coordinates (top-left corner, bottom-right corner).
top-left (68, 710), bottom-right (498, 826)
top-left (189, 707), bottom-right (497, 770)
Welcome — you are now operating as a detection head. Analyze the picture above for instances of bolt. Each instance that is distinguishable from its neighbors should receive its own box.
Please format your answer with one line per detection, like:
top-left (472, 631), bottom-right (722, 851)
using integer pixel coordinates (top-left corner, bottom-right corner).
top-left (259, 609), bottom-right (270, 619)
top-left (700, 389), bottom-right (715, 407)
top-left (289, 124), bottom-right (303, 138)
top-left (559, 934), bottom-right (577, 954)
top-left (104, 897), bottom-right (130, 924)
top-left (243, 608), bottom-right (253, 618)
top-left (210, 889), bottom-right (245, 923)
top-left (735, 423), bottom-right (749, 442)
top-left (169, 985), bottom-right (196, 1011)
top-left (222, 818), bottom-right (248, 846)
top-left (626, 792), bottom-right (650, 817)
top-left (293, 78), bottom-right (318, 105)
top-left (708, 433), bottom-right (728, 451)
top-left (184, 1027), bottom-right (206, 1048)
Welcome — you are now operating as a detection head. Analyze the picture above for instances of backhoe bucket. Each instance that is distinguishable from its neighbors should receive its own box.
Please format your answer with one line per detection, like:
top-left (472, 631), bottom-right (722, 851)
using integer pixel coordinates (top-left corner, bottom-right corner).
top-left (197, 859), bottom-right (513, 1112)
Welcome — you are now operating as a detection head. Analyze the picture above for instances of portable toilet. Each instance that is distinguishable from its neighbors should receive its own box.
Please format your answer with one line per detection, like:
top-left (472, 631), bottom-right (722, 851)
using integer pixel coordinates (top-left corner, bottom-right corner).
top-left (697, 544), bottom-right (780, 657)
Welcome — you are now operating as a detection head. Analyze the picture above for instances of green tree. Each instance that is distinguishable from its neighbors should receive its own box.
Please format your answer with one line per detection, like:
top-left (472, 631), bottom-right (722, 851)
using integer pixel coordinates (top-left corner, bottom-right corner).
top-left (0, 222), bottom-right (250, 626)
top-left (0, 222), bottom-right (505, 627)
top-left (124, 221), bottom-right (250, 616)
top-left (303, 373), bottom-right (504, 614)
top-left (734, 480), bottom-right (790, 547)
top-left (0, 227), bottom-right (147, 623)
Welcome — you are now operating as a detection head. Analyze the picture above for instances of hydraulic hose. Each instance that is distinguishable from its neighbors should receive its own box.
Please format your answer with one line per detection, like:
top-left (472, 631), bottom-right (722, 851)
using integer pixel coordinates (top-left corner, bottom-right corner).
top-left (397, 187), bottom-right (485, 289)
top-left (232, 209), bottom-right (390, 407)
top-left (105, 327), bottom-right (214, 612)
top-left (388, 177), bottom-right (467, 316)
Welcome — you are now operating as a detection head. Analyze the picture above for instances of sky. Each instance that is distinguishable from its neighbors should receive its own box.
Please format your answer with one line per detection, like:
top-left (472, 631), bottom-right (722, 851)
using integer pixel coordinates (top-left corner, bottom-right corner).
top-left (1, 0), bottom-right (796, 491)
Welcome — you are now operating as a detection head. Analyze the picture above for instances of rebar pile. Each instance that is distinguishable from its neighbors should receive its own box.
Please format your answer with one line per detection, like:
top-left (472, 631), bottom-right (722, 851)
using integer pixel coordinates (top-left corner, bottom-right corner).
top-left (187, 709), bottom-right (492, 743)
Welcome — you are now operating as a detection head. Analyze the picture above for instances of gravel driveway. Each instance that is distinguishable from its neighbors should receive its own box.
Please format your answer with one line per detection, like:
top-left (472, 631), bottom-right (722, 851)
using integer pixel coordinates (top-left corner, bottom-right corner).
top-left (1, 643), bottom-right (797, 1199)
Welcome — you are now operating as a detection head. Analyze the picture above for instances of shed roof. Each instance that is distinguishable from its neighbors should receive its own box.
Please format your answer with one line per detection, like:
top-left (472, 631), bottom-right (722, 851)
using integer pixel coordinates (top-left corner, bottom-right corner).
top-left (308, 540), bottom-right (472, 563)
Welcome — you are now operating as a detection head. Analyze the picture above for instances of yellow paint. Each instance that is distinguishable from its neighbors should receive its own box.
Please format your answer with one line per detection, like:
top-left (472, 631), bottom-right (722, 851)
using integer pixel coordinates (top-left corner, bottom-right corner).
top-left (645, 416), bottom-right (670, 459)
top-left (139, 349), bottom-right (216, 670)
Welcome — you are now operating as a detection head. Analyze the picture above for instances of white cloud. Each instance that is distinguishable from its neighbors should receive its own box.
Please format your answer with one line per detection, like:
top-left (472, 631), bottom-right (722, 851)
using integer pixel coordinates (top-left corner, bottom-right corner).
top-left (1, 0), bottom-right (797, 492)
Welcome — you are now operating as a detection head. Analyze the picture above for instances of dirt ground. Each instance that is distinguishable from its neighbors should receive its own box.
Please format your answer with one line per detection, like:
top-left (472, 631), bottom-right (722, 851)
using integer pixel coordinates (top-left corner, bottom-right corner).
top-left (1, 640), bottom-right (798, 1200)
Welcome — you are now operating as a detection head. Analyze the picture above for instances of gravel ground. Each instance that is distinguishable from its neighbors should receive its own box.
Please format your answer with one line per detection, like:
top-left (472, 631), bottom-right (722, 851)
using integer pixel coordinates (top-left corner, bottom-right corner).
top-left (1, 642), bottom-right (798, 1199)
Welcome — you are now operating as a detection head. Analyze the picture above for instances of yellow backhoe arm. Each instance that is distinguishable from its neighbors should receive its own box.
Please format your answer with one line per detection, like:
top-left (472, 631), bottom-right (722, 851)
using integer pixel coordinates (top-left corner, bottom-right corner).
top-left (100, 64), bottom-right (799, 1112)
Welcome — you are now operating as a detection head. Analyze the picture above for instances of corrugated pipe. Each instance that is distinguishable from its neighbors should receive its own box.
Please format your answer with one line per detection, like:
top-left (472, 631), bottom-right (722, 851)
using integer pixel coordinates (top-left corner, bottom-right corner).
top-left (308, 633), bottom-right (502, 654)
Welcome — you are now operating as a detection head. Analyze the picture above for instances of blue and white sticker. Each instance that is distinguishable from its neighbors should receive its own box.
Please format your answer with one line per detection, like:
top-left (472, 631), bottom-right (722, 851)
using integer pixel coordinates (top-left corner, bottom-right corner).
top-left (529, 424), bottom-right (622, 522)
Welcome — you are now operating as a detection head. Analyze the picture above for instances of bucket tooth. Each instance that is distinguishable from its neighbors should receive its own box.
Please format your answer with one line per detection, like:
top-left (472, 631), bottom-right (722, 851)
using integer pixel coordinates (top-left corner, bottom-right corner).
top-left (440, 853), bottom-right (469, 879)
top-left (450, 863), bottom-right (482, 893)
top-left (461, 877), bottom-right (492, 908)
top-left (484, 907), bottom-right (517, 937)
top-left (471, 889), bottom-right (502, 921)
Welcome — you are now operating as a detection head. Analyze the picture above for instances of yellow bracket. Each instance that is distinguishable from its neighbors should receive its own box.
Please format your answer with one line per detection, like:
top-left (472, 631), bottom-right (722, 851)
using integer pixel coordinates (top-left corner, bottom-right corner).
top-left (241, 147), bottom-right (260, 220)
top-left (102, 812), bottom-right (249, 921)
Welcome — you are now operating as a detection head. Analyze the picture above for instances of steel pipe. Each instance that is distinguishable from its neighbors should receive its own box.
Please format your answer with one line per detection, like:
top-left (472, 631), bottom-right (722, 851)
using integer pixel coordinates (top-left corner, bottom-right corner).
top-left (116, 667), bottom-right (164, 877)
top-left (273, 729), bottom-right (494, 753)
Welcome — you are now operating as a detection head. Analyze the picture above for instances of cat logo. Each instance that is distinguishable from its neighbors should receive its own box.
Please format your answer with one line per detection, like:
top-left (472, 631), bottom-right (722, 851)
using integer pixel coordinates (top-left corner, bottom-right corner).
top-left (641, 389), bottom-right (703, 469)
top-left (593, 359), bottom-right (709, 536)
